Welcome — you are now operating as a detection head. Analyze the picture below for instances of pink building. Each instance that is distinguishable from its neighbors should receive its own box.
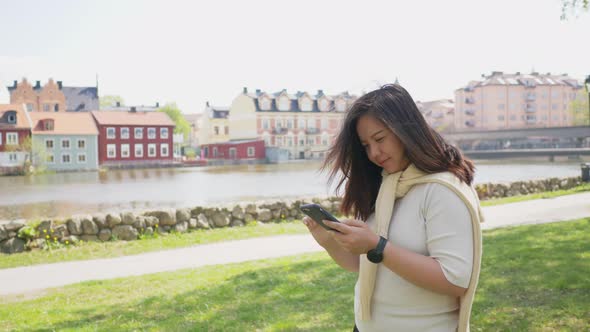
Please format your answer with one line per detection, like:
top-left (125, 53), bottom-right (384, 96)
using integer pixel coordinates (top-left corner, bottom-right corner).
top-left (455, 71), bottom-right (584, 131)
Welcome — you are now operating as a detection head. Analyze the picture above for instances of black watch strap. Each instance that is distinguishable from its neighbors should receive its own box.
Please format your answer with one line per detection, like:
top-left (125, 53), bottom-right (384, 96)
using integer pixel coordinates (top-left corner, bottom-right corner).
top-left (367, 236), bottom-right (387, 263)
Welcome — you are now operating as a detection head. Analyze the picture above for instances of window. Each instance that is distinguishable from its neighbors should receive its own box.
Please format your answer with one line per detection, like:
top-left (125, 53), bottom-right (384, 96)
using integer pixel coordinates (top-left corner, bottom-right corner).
top-left (214, 126), bottom-right (219, 135)
top-left (134, 128), bottom-right (143, 139)
top-left (62, 154), bottom-right (71, 163)
top-left (498, 104), bottom-right (505, 110)
top-left (44, 121), bottom-right (53, 130)
top-left (336, 99), bottom-right (346, 112)
top-left (148, 128), bottom-right (156, 139)
top-left (552, 104), bottom-right (558, 110)
top-left (298, 119), bottom-right (305, 129)
top-left (77, 139), bottom-right (86, 149)
top-left (160, 127), bottom-right (169, 139)
top-left (107, 144), bottom-right (116, 158)
top-left (224, 126), bottom-right (229, 135)
top-left (43, 104), bottom-right (50, 112)
top-left (213, 147), bottom-right (218, 157)
top-left (160, 144), bottom-right (169, 157)
top-left (61, 139), bottom-right (70, 149)
top-left (229, 147), bottom-right (237, 159)
top-left (107, 127), bottom-right (116, 139)
top-left (300, 98), bottom-right (312, 111)
top-left (45, 139), bottom-right (54, 149)
top-left (287, 119), bottom-right (293, 129)
top-left (321, 118), bottom-right (328, 129)
top-left (6, 132), bottom-right (18, 145)
top-left (7, 114), bottom-right (16, 124)
top-left (26, 103), bottom-right (33, 112)
top-left (307, 118), bottom-right (315, 128)
top-left (9, 153), bottom-right (17, 162)
top-left (121, 127), bottom-right (130, 139)
top-left (262, 119), bottom-right (269, 130)
top-left (498, 115), bottom-right (505, 121)
top-left (77, 154), bottom-right (86, 163)
top-left (510, 115), bottom-right (516, 121)
top-left (278, 97), bottom-right (290, 111)
top-left (260, 98), bottom-right (271, 110)
top-left (286, 136), bottom-right (293, 146)
top-left (54, 104), bottom-right (59, 112)
top-left (247, 146), bottom-right (255, 157)
top-left (319, 99), bottom-right (329, 111)
top-left (148, 143), bottom-right (157, 157)
top-left (135, 144), bottom-right (144, 157)
top-left (121, 144), bottom-right (130, 158)
top-left (46, 154), bottom-right (54, 163)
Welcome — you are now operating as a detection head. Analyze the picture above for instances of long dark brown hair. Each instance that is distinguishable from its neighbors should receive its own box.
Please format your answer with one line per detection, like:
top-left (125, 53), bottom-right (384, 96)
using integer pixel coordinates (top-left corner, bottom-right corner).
top-left (323, 84), bottom-right (475, 220)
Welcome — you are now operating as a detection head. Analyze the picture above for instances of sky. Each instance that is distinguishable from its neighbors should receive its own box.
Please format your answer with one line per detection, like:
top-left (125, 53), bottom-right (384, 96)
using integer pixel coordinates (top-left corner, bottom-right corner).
top-left (1, 0), bottom-right (589, 114)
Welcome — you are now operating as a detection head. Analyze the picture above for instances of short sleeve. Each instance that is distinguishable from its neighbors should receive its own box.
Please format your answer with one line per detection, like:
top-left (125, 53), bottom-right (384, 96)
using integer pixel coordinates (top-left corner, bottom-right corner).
top-left (422, 183), bottom-right (474, 288)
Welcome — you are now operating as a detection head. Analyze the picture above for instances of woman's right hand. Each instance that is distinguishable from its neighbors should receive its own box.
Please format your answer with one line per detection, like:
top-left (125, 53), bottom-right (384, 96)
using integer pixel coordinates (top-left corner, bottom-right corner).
top-left (302, 216), bottom-right (335, 248)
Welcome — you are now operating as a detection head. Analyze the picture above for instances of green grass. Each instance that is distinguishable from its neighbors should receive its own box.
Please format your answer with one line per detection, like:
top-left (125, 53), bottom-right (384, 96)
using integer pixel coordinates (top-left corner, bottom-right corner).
top-left (0, 222), bottom-right (308, 269)
top-left (0, 218), bottom-right (588, 331)
top-left (480, 182), bottom-right (590, 206)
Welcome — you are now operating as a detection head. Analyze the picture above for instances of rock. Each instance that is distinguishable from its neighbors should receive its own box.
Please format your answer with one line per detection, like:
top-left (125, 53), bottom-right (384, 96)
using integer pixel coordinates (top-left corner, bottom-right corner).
top-left (61, 235), bottom-right (79, 244)
top-left (230, 219), bottom-right (244, 227)
top-left (80, 235), bottom-right (99, 242)
top-left (67, 217), bottom-right (83, 235)
top-left (144, 227), bottom-right (154, 236)
top-left (4, 220), bottom-right (25, 232)
top-left (245, 204), bottom-right (257, 215)
top-left (211, 212), bottom-right (230, 227)
top-left (121, 212), bottom-right (136, 225)
top-left (8, 232), bottom-right (16, 238)
top-left (231, 206), bottom-right (245, 220)
top-left (31, 238), bottom-right (47, 250)
top-left (196, 214), bottom-right (210, 229)
top-left (258, 209), bottom-right (272, 222)
top-left (0, 237), bottom-right (26, 254)
top-left (0, 226), bottom-right (7, 241)
top-left (133, 216), bottom-right (146, 230)
top-left (106, 213), bottom-right (122, 228)
top-left (144, 216), bottom-right (159, 227)
top-left (53, 224), bottom-right (69, 239)
top-left (146, 209), bottom-right (176, 226)
top-left (37, 220), bottom-right (53, 237)
top-left (98, 229), bottom-right (111, 242)
top-left (92, 214), bottom-right (108, 229)
top-left (176, 209), bottom-right (191, 223)
top-left (188, 218), bottom-right (197, 229)
top-left (82, 218), bottom-right (99, 235)
top-left (173, 222), bottom-right (188, 233)
top-left (112, 225), bottom-right (138, 241)
top-left (244, 213), bottom-right (255, 223)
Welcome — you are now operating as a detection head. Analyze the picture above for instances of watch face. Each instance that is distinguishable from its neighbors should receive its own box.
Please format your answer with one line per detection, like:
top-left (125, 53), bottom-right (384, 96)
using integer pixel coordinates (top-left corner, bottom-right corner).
top-left (367, 250), bottom-right (383, 263)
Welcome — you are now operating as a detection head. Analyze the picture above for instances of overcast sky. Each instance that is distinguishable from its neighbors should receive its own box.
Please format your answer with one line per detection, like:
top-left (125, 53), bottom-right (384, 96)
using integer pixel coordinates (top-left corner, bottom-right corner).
top-left (1, 0), bottom-right (589, 113)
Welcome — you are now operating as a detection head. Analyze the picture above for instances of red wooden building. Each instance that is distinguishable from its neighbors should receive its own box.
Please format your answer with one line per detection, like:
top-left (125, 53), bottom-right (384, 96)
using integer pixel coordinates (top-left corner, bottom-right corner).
top-left (0, 104), bottom-right (32, 172)
top-left (91, 110), bottom-right (175, 167)
top-left (201, 139), bottom-right (265, 161)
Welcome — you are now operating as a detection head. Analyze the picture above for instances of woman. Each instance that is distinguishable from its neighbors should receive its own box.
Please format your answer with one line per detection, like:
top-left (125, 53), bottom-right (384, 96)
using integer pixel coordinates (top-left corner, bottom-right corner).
top-left (303, 84), bottom-right (483, 332)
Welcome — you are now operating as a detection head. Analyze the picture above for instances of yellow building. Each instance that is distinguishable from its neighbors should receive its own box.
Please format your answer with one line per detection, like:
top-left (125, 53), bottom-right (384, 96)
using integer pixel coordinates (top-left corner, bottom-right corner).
top-left (198, 102), bottom-right (229, 145)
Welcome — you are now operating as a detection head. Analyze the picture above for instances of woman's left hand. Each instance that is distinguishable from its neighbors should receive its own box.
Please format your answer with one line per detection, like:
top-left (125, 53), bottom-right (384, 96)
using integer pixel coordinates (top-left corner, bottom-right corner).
top-left (324, 219), bottom-right (380, 255)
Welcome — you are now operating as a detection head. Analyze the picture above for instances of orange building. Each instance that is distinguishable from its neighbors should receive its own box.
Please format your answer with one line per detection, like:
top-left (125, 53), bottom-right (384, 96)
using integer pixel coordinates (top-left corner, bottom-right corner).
top-left (8, 78), bottom-right (98, 112)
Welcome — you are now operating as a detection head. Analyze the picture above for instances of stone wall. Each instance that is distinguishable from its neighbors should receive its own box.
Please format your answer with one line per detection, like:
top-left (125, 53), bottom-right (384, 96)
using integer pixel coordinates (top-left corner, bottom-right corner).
top-left (0, 176), bottom-right (584, 254)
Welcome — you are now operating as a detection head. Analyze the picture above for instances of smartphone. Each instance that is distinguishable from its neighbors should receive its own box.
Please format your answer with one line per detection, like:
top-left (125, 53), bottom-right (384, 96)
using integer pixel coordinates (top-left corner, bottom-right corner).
top-left (300, 203), bottom-right (341, 231)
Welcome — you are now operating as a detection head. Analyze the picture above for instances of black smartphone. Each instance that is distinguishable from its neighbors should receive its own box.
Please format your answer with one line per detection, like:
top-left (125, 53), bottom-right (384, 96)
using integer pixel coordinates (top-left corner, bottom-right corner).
top-left (300, 203), bottom-right (341, 231)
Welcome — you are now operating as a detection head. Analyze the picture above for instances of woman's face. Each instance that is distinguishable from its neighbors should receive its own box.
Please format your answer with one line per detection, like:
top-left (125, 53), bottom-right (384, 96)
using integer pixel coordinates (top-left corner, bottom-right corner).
top-left (356, 114), bottom-right (410, 174)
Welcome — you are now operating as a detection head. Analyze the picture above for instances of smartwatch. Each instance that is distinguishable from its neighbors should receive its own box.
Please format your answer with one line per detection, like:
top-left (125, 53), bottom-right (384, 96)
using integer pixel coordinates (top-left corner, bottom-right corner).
top-left (367, 236), bottom-right (388, 263)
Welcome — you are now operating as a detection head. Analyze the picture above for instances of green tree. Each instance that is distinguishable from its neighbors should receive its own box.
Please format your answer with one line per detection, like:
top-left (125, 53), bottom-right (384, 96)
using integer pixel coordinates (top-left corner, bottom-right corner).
top-left (99, 95), bottom-right (125, 109)
top-left (157, 103), bottom-right (191, 140)
top-left (568, 89), bottom-right (590, 126)
top-left (561, 0), bottom-right (589, 19)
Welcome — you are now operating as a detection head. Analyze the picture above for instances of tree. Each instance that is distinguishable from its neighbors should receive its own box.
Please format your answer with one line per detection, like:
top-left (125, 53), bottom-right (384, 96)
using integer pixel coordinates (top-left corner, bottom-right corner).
top-left (99, 95), bottom-right (125, 109)
top-left (561, 0), bottom-right (589, 20)
top-left (157, 103), bottom-right (191, 140)
top-left (568, 89), bottom-right (590, 126)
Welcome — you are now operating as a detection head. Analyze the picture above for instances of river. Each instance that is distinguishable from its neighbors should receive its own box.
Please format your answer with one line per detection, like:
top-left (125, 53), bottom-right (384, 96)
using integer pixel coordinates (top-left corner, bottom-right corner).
top-left (0, 159), bottom-right (585, 220)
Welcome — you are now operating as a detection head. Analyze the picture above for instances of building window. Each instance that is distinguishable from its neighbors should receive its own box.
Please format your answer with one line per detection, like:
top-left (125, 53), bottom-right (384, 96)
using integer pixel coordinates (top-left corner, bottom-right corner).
top-left (77, 154), bottom-right (86, 163)
top-left (321, 118), bottom-right (328, 129)
top-left (287, 119), bottom-right (293, 129)
top-left (107, 144), bottom-right (116, 158)
top-left (336, 99), bottom-right (346, 112)
top-left (300, 98), bottom-right (312, 111)
top-left (6, 132), bottom-right (18, 145)
top-left (298, 119), bottom-right (305, 129)
top-left (214, 126), bottom-right (219, 135)
top-left (286, 136), bottom-right (293, 146)
top-left (160, 127), bottom-right (169, 139)
top-left (121, 127), bottom-right (130, 139)
top-left (160, 144), bottom-right (169, 157)
top-left (54, 104), bottom-right (59, 112)
top-left (229, 147), bottom-right (237, 159)
top-left (26, 103), bottom-right (33, 112)
top-left (498, 115), bottom-right (505, 121)
top-left (43, 104), bottom-right (50, 112)
top-left (62, 154), bottom-right (71, 163)
top-left (44, 121), bottom-right (54, 130)
top-left (148, 143), bottom-right (156, 157)
top-left (263, 119), bottom-right (269, 130)
top-left (213, 147), bottom-right (218, 157)
top-left (61, 139), bottom-right (70, 149)
top-left (278, 97), bottom-right (290, 111)
top-left (46, 154), bottom-right (54, 163)
top-left (121, 144), bottom-right (130, 158)
top-left (135, 127), bottom-right (143, 139)
top-left (9, 153), bottom-right (17, 162)
top-left (7, 114), bottom-right (16, 124)
top-left (135, 144), bottom-right (144, 157)
top-left (498, 104), bottom-right (505, 110)
top-left (107, 127), bottom-right (116, 139)
top-left (148, 128), bottom-right (156, 139)
top-left (224, 126), bottom-right (229, 135)
top-left (247, 146), bottom-right (255, 157)
top-left (319, 98), bottom-right (329, 111)
top-left (77, 139), bottom-right (86, 149)
top-left (307, 118), bottom-right (315, 129)
top-left (260, 98), bottom-right (271, 110)
top-left (45, 139), bottom-right (54, 149)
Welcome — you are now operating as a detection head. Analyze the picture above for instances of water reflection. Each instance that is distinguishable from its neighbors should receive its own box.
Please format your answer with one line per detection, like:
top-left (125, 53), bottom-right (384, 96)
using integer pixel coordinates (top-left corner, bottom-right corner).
top-left (0, 160), bottom-right (584, 220)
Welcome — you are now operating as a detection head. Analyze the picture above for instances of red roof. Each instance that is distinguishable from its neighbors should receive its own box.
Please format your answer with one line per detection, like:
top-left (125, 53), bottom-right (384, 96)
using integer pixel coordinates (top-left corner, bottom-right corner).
top-left (91, 111), bottom-right (175, 126)
top-left (0, 104), bottom-right (32, 129)
top-left (29, 112), bottom-right (99, 135)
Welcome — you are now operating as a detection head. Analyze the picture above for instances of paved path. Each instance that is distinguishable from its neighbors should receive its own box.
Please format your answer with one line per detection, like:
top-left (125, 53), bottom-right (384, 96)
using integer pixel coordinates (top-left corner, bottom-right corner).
top-left (1, 192), bottom-right (589, 297)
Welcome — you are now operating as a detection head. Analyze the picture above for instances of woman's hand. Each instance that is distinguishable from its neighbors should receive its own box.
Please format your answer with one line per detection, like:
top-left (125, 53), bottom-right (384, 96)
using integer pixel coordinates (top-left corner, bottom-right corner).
top-left (302, 216), bottom-right (336, 248)
top-left (324, 219), bottom-right (380, 255)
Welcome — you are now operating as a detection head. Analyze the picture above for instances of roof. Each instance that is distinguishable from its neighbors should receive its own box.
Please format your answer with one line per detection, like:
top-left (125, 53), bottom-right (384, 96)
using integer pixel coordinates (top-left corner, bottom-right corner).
top-left (246, 88), bottom-right (354, 113)
top-left (0, 104), bottom-right (32, 129)
top-left (29, 112), bottom-right (99, 135)
top-left (460, 72), bottom-right (584, 90)
top-left (62, 87), bottom-right (99, 112)
top-left (91, 110), bottom-right (175, 126)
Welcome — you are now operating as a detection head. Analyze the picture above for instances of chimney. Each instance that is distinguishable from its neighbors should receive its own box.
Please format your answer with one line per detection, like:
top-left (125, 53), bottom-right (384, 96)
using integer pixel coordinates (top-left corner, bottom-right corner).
top-left (13, 80), bottom-right (17, 88)
top-left (130, 106), bottom-right (137, 112)
top-left (57, 81), bottom-right (63, 89)
top-left (256, 89), bottom-right (261, 95)
top-left (206, 101), bottom-right (210, 107)
top-left (317, 89), bottom-right (324, 96)
top-left (243, 87), bottom-right (248, 94)
top-left (35, 81), bottom-right (41, 89)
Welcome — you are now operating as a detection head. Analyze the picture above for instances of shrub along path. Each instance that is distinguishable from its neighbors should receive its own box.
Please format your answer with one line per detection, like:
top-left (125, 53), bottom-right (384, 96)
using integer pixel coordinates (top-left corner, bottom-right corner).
top-left (1, 191), bottom-right (589, 297)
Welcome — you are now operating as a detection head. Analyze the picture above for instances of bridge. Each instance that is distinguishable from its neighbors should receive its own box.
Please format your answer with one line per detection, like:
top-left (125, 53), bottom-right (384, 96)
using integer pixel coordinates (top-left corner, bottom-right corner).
top-left (443, 126), bottom-right (590, 141)
top-left (463, 148), bottom-right (590, 160)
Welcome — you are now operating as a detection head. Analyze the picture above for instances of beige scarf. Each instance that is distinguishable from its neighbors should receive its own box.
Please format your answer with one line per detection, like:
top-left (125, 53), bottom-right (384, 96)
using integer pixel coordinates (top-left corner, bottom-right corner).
top-left (357, 164), bottom-right (484, 332)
